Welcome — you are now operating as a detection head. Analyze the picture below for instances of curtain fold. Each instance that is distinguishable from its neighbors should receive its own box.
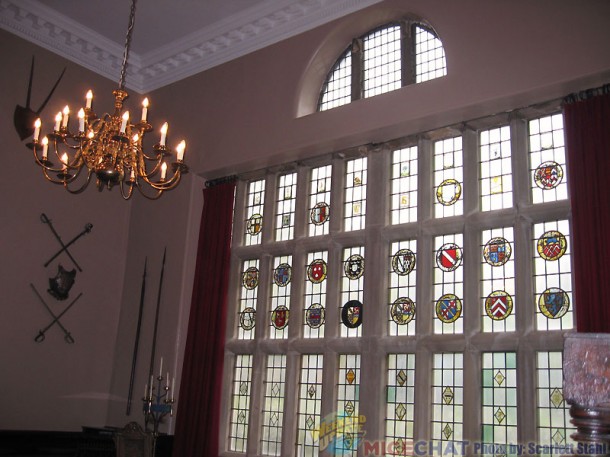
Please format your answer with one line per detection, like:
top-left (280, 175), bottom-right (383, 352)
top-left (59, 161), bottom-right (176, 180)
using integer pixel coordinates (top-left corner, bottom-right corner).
top-left (563, 86), bottom-right (610, 333)
top-left (172, 180), bottom-right (236, 457)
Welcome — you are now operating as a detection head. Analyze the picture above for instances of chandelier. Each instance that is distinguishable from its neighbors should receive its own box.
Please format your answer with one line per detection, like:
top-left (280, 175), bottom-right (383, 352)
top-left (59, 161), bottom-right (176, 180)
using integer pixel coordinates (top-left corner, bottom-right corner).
top-left (28, 0), bottom-right (188, 200)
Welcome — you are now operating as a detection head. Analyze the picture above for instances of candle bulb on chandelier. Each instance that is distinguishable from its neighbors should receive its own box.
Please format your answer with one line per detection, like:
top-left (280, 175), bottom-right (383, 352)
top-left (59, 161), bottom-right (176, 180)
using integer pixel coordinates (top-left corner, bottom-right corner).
top-left (54, 112), bottom-right (62, 131)
top-left (160, 122), bottom-right (168, 146)
top-left (86, 90), bottom-right (93, 109)
top-left (176, 140), bottom-right (186, 162)
top-left (161, 162), bottom-right (167, 180)
top-left (33, 118), bottom-right (41, 142)
top-left (144, 383), bottom-right (148, 399)
top-left (77, 109), bottom-right (85, 133)
top-left (120, 111), bottom-right (129, 134)
top-left (61, 153), bottom-right (68, 171)
top-left (41, 137), bottom-right (49, 160)
top-left (141, 98), bottom-right (149, 122)
top-left (159, 357), bottom-right (163, 378)
top-left (62, 106), bottom-right (70, 128)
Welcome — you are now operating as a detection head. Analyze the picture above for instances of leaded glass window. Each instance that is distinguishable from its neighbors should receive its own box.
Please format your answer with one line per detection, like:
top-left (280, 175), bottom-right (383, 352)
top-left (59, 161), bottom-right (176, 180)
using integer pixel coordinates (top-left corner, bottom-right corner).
top-left (480, 125), bottom-right (512, 211)
top-left (363, 24), bottom-right (402, 98)
top-left (245, 179), bottom-right (265, 246)
top-left (433, 233), bottom-right (464, 334)
top-left (386, 353), bottom-right (415, 453)
top-left (434, 136), bottom-right (463, 218)
top-left (229, 355), bottom-right (253, 452)
top-left (297, 354), bottom-right (324, 457)
top-left (304, 250), bottom-right (328, 338)
top-left (389, 239), bottom-right (417, 336)
top-left (432, 353), bottom-right (463, 450)
top-left (261, 354), bottom-right (286, 456)
top-left (275, 172), bottom-right (297, 241)
top-left (415, 25), bottom-right (447, 83)
top-left (318, 49), bottom-right (351, 112)
top-left (344, 157), bottom-right (367, 231)
top-left (335, 354), bottom-right (361, 457)
top-left (340, 246), bottom-right (364, 338)
top-left (238, 259), bottom-right (259, 340)
top-left (309, 165), bottom-right (332, 237)
top-left (391, 146), bottom-right (418, 224)
top-left (270, 255), bottom-right (292, 339)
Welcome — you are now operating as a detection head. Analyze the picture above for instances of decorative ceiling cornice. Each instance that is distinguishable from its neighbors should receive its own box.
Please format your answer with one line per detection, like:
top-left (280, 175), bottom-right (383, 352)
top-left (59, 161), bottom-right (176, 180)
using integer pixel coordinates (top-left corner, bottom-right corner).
top-left (0, 0), bottom-right (382, 93)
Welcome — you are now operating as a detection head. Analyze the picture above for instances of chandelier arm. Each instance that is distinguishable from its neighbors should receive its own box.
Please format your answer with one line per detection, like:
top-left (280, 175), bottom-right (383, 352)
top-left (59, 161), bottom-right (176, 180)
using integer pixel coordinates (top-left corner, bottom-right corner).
top-left (63, 170), bottom-right (94, 194)
top-left (134, 182), bottom-right (164, 200)
top-left (119, 180), bottom-right (136, 200)
top-left (146, 170), bottom-right (183, 191)
top-left (41, 167), bottom-right (68, 185)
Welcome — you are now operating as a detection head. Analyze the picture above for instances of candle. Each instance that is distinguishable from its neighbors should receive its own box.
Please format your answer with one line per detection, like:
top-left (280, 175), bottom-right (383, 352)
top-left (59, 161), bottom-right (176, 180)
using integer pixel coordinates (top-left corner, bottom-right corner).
top-left (166, 372), bottom-right (170, 387)
top-left (171, 376), bottom-right (175, 399)
top-left (77, 109), bottom-right (85, 132)
top-left (54, 112), bottom-right (62, 131)
top-left (86, 90), bottom-right (93, 109)
top-left (120, 111), bottom-right (129, 134)
top-left (133, 133), bottom-right (139, 143)
top-left (130, 169), bottom-right (136, 181)
top-left (161, 162), bottom-right (167, 180)
top-left (33, 118), bottom-right (41, 142)
top-left (159, 357), bottom-right (163, 378)
top-left (41, 137), bottom-right (48, 160)
top-left (144, 383), bottom-right (148, 399)
top-left (61, 153), bottom-right (68, 171)
top-left (160, 122), bottom-right (168, 146)
top-left (62, 106), bottom-right (70, 128)
top-left (176, 140), bottom-right (186, 162)
top-left (141, 98), bottom-right (149, 122)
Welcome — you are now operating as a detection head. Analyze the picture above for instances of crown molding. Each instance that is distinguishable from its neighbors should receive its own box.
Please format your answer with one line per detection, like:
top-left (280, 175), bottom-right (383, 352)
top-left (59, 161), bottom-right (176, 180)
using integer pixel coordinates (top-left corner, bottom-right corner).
top-left (0, 0), bottom-right (382, 93)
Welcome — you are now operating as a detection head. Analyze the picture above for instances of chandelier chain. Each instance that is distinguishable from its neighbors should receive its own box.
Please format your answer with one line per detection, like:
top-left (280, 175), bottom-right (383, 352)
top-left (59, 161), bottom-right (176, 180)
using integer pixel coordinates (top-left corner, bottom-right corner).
top-left (119, 0), bottom-right (137, 90)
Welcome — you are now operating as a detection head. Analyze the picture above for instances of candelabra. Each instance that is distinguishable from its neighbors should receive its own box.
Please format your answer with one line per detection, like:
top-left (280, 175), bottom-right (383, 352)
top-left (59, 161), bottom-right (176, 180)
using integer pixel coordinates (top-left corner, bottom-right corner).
top-left (143, 373), bottom-right (175, 456)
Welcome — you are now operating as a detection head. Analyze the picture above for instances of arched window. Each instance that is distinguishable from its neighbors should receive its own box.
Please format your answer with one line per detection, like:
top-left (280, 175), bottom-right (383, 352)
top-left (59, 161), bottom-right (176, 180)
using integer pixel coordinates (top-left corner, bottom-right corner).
top-left (318, 21), bottom-right (447, 111)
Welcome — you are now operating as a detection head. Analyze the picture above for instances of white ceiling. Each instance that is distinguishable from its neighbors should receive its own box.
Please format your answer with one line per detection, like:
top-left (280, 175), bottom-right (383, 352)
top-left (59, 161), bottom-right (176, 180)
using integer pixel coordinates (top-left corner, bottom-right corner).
top-left (0, 0), bottom-right (382, 93)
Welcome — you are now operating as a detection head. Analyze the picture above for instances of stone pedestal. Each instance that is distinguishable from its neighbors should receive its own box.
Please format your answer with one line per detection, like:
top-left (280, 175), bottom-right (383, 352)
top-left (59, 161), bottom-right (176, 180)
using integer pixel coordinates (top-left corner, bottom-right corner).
top-left (564, 333), bottom-right (610, 456)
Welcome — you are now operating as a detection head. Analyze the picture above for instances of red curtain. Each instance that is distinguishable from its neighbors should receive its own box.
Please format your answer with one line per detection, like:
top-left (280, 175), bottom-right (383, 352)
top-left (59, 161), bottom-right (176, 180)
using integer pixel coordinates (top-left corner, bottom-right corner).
top-left (172, 180), bottom-right (236, 457)
top-left (563, 87), bottom-right (610, 333)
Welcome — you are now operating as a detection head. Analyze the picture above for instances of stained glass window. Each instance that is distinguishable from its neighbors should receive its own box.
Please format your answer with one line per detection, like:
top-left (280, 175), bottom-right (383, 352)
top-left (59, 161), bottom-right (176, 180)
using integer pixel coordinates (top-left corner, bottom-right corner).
top-left (415, 25), bottom-right (447, 83)
top-left (276, 172), bottom-right (297, 241)
top-left (434, 136), bottom-right (463, 218)
top-left (304, 251), bottom-right (328, 338)
top-left (533, 220), bottom-right (573, 331)
top-left (245, 179), bottom-right (265, 246)
top-left (229, 354), bottom-right (253, 452)
top-left (529, 114), bottom-right (568, 204)
top-left (481, 227), bottom-right (516, 333)
top-left (363, 24), bottom-right (402, 98)
top-left (432, 353), bottom-right (463, 450)
top-left (344, 158), bottom-right (367, 231)
top-left (270, 255), bottom-right (292, 339)
top-left (434, 233), bottom-right (464, 334)
top-left (309, 165), bottom-right (332, 237)
top-left (482, 352), bottom-right (518, 453)
top-left (239, 259), bottom-right (259, 340)
top-left (261, 354), bottom-right (286, 456)
top-left (297, 354), bottom-right (324, 457)
top-left (341, 246), bottom-right (364, 337)
top-left (537, 351), bottom-right (575, 454)
top-left (389, 240), bottom-right (417, 336)
top-left (386, 353), bottom-right (415, 454)
top-left (391, 146), bottom-right (418, 224)
top-left (480, 126), bottom-right (512, 211)
top-left (334, 354), bottom-right (361, 457)
top-left (319, 49), bottom-right (352, 112)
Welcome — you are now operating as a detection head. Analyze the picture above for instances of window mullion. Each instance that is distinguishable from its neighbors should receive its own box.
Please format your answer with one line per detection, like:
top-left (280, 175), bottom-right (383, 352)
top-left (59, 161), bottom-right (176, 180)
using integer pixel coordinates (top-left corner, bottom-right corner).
top-left (351, 38), bottom-right (363, 102)
top-left (401, 21), bottom-right (415, 87)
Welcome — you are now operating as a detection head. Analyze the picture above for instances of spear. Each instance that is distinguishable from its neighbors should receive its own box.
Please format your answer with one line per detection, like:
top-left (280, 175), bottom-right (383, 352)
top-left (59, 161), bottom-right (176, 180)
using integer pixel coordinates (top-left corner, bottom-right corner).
top-left (148, 248), bottom-right (166, 381)
top-left (126, 257), bottom-right (147, 415)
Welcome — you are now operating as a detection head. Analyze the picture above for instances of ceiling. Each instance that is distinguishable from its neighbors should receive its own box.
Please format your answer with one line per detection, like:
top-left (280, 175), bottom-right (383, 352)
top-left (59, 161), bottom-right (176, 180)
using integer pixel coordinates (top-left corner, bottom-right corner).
top-left (0, 0), bottom-right (381, 93)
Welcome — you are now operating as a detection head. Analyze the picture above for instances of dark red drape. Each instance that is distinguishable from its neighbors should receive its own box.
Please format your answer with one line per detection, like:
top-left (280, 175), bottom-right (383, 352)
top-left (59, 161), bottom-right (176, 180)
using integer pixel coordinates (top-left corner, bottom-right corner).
top-left (172, 180), bottom-right (236, 457)
top-left (563, 87), bottom-right (610, 333)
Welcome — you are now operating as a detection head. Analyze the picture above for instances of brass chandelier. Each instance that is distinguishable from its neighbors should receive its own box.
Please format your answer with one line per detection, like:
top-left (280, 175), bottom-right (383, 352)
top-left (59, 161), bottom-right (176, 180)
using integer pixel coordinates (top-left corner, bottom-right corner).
top-left (29, 0), bottom-right (188, 200)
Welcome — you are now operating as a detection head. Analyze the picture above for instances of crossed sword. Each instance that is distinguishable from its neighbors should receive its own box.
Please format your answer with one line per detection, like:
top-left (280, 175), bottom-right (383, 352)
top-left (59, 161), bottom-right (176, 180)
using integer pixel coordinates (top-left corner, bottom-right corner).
top-left (31, 284), bottom-right (81, 343)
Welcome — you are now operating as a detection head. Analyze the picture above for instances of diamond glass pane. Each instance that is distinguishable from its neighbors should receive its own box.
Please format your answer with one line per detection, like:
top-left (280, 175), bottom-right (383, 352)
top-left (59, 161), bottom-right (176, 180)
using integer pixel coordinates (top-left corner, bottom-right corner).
top-left (415, 26), bottom-right (447, 83)
top-left (481, 227), bottom-right (516, 333)
top-left (363, 25), bottom-right (402, 98)
top-left (433, 233), bottom-right (464, 334)
top-left (297, 355), bottom-right (324, 457)
top-left (434, 136), bottom-right (464, 218)
top-left (480, 126), bottom-right (513, 211)
top-left (482, 352), bottom-right (517, 454)
top-left (309, 165), bottom-right (332, 237)
top-left (537, 351), bottom-right (575, 454)
top-left (387, 354), bottom-right (415, 450)
top-left (245, 179), bottom-right (265, 246)
top-left (341, 246), bottom-right (364, 338)
top-left (334, 354), bottom-right (361, 457)
top-left (389, 239), bottom-right (417, 336)
top-left (529, 114), bottom-right (568, 204)
top-left (276, 173), bottom-right (297, 241)
top-left (344, 158), bottom-right (367, 231)
top-left (261, 354), bottom-right (287, 456)
top-left (239, 259), bottom-right (259, 340)
top-left (533, 220), bottom-right (573, 331)
top-left (319, 50), bottom-right (352, 111)
top-left (229, 354), bottom-right (253, 452)
top-left (432, 353), bottom-right (463, 450)
top-left (304, 251), bottom-right (328, 338)
top-left (391, 146), bottom-right (418, 224)
top-left (270, 255), bottom-right (292, 339)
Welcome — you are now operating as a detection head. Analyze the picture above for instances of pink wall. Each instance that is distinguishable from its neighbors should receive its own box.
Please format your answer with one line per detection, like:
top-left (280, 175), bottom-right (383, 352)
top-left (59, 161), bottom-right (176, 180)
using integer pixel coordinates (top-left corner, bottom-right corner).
top-left (1, 0), bottom-right (610, 433)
